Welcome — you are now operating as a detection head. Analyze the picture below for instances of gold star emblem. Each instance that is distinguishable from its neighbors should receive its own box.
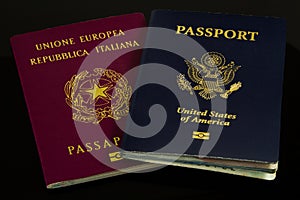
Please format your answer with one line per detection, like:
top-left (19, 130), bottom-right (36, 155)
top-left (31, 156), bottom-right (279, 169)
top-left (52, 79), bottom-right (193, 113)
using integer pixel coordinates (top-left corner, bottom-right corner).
top-left (85, 83), bottom-right (110, 100)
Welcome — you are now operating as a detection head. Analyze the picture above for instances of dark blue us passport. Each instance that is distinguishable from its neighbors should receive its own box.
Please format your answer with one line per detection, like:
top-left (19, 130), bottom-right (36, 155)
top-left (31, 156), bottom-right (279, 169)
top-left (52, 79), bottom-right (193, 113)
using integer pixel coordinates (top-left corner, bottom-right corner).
top-left (121, 9), bottom-right (286, 180)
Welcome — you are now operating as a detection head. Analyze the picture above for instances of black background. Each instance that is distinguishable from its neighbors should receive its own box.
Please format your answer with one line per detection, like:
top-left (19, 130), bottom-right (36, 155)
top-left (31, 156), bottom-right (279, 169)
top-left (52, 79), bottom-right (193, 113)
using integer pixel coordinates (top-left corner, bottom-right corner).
top-left (3, 0), bottom-right (299, 199)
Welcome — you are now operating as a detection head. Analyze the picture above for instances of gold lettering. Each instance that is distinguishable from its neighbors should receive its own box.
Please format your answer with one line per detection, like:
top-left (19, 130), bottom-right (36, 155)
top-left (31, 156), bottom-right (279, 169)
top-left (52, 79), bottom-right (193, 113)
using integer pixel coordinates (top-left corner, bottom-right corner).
top-left (42, 43), bottom-right (50, 49)
top-left (55, 54), bottom-right (62, 61)
top-left (103, 139), bottom-right (112, 148)
top-left (175, 25), bottom-right (259, 41)
top-left (224, 30), bottom-right (236, 39)
top-left (119, 43), bottom-right (126, 49)
top-left (177, 107), bottom-right (207, 116)
top-left (67, 146), bottom-right (75, 155)
top-left (94, 141), bottom-right (101, 150)
top-left (61, 52), bottom-right (68, 60)
top-left (29, 49), bottom-right (89, 66)
top-left (176, 25), bottom-right (186, 34)
top-left (133, 40), bottom-right (140, 46)
top-left (113, 137), bottom-right (121, 146)
top-left (177, 107), bottom-right (183, 113)
top-left (96, 40), bottom-right (139, 53)
top-left (209, 111), bottom-right (237, 119)
top-left (106, 31), bottom-right (112, 38)
top-left (191, 117), bottom-right (201, 123)
top-left (79, 35), bottom-right (86, 43)
top-left (196, 27), bottom-right (204, 36)
top-left (248, 31), bottom-right (259, 41)
top-left (35, 38), bottom-right (75, 51)
top-left (224, 121), bottom-right (230, 126)
top-left (67, 139), bottom-right (121, 156)
top-left (79, 29), bottom-right (125, 43)
top-left (76, 145), bottom-right (85, 154)
top-left (185, 26), bottom-right (195, 36)
top-left (105, 45), bottom-right (111, 51)
top-left (237, 31), bottom-right (248, 41)
top-left (204, 28), bottom-right (213, 37)
top-left (99, 32), bottom-right (106, 39)
top-left (85, 142), bottom-right (93, 152)
top-left (125, 41), bottom-right (132, 48)
top-left (35, 44), bottom-right (43, 51)
top-left (69, 38), bottom-right (75, 45)
top-left (112, 30), bottom-right (118, 36)
top-left (30, 58), bottom-right (37, 65)
top-left (213, 29), bottom-right (224, 38)
top-left (92, 33), bottom-right (99, 41)
top-left (118, 29), bottom-right (125, 36)
top-left (36, 57), bottom-right (42, 64)
top-left (179, 108), bottom-right (236, 127)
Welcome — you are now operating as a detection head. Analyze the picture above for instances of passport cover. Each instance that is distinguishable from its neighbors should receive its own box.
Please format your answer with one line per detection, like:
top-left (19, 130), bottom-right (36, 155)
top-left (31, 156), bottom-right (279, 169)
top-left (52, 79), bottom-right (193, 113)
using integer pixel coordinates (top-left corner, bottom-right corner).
top-left (10, 12), bottom-right (157, 189)
top-left (121, 10), bottom-right (286, 180)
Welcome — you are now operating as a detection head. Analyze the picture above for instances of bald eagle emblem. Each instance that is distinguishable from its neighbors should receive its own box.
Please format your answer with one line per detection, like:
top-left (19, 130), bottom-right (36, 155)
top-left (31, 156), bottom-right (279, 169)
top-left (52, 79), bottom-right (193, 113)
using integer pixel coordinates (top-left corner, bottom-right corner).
top-left (177, 52), bottom-right (242, 100)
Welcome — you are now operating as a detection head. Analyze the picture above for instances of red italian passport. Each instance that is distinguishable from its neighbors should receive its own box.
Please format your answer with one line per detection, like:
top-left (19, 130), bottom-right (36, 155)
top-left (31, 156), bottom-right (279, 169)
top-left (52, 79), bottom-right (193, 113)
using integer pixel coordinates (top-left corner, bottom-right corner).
top-left (10, 13), bottom-right (156, 189)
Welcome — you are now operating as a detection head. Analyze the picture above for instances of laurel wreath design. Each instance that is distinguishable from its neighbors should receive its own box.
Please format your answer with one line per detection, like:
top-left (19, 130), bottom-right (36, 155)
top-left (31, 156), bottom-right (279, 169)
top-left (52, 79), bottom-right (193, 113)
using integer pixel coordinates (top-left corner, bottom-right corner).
top-left (64, 68), bottom-right (132, 124)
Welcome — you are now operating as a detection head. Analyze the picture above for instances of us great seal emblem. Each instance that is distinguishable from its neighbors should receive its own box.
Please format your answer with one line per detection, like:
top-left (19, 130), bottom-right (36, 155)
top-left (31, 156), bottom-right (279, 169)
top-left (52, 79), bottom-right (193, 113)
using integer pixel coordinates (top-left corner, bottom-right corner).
top-left (177, 52), bottom-right (242, 100)
top-left (64, 68), bottom-right (132, 124)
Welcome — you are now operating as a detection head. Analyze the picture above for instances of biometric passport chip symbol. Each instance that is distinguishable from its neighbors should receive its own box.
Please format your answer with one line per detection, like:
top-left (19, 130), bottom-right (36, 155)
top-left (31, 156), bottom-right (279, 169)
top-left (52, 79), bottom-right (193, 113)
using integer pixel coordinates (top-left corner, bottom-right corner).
top-left (177, 52), bottom-right (242, 100)
top-left (64, 68), bottom-right (132, 123)
top-left (109, 152), bottom-right (123, 162)
top-left (192, 131), bottom-right (210, 140)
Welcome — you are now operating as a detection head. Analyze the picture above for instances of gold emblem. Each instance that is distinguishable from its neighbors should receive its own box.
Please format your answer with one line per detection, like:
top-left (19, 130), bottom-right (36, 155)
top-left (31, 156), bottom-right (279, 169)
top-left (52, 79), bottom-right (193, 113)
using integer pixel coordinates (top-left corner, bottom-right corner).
top-left (64, 68), bottom-right (132, 123)
top-left (192, 131), bottom-right (210, 140)
top-left (177, 52), bottom-right (242, 100)
top-left (109, 151), bottom-right (123, 162)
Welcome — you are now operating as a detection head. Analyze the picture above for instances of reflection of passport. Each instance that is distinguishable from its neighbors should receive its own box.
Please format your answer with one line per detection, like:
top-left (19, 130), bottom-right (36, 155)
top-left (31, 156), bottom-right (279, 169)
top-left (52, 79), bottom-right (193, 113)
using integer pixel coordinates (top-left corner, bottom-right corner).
top-left (121, 10), bottom-right (286, 180)
top-left (10, 13), bottom-right (157, 189)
